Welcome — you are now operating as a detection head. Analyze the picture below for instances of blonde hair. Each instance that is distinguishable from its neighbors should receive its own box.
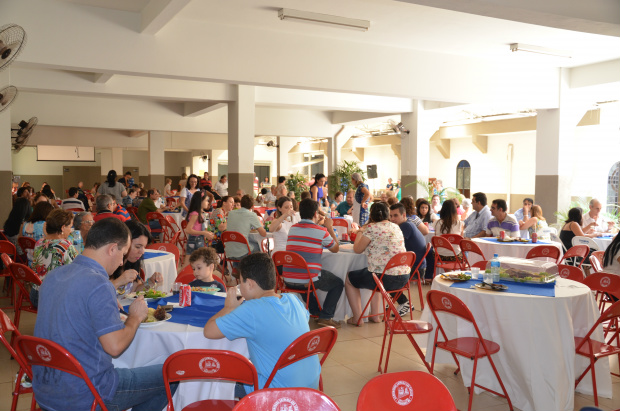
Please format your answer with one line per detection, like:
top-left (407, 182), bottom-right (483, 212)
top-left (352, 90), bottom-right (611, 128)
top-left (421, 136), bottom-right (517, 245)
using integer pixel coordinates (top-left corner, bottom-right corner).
top-left (531, 205), bottom-right (545, 221)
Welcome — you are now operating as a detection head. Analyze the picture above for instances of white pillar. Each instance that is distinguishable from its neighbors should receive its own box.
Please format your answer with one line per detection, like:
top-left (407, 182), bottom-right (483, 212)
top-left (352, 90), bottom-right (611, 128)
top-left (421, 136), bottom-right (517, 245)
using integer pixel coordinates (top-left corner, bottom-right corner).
top-left (277, 137), bottom-right (297, 178)
top-left (0, 71), bottom-right (12, 224)
top-left (100, 149), bottom-right (113, 179)
top-left (228, 85), bottom-right (255, 194)
top-left (111, 147), bottom-right (123, 175)
top-left (149, 131), bottom-right (166, 193)
top-left (401, 100), bottom-right (432, 199)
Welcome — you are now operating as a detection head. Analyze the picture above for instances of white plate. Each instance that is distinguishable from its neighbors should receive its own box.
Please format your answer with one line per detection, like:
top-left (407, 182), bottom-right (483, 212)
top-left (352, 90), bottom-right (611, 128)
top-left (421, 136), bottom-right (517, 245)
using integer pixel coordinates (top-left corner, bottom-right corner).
top-left (140, 313), bottom-right (172, 328)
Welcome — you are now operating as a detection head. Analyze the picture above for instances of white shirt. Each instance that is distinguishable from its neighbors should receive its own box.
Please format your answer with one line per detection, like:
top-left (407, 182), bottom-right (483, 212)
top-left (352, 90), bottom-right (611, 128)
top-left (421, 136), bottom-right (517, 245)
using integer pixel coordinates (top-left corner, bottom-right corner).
top-left (214, 181), bottom-right (228, 197)
top-left (582, 212), bottom-right (608, 233)
top-left (271, 214), bottom-right (302, 252)
top-left (432, 219), bottom-right (463, 255)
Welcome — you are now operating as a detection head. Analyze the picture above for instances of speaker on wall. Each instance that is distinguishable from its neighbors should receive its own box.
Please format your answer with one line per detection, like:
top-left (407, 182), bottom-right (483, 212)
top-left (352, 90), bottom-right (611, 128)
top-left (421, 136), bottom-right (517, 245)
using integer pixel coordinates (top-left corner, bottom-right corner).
top-left (367, 164), bottom-right (377, 179)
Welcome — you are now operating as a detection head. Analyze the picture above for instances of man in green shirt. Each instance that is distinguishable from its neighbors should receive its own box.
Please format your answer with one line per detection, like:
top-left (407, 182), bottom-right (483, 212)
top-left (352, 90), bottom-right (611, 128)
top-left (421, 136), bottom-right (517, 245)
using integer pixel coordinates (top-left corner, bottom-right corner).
top-left (336, 190), bottom-right (354, 217)
top-left (137, 188), bottom-right (169, 230)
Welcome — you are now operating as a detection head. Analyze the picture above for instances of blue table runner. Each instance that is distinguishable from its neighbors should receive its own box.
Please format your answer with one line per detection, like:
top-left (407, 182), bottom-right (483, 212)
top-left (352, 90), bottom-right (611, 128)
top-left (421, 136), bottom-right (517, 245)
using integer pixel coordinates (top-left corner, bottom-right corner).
top-left (125, 293), bottom-right (226, 327)
top-left (479, 238), bottom-right (551, 245)
top-left (450, 279), bottom-right (556, 297)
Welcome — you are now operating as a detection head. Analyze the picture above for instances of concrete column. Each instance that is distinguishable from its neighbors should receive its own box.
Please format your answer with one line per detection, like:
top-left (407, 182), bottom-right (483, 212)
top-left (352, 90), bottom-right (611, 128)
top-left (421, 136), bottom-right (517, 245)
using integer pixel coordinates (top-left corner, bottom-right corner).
top-left (535, 69), bottom-right (588, 224)
top-left (401, 100), bottom-right (432, 199)
top-left (277, 137), bottom-right (297, 178)
top-left (228, 85), bottom-right (255, 194)
top-left (100, 148), bottom-right (112, 181)
top-left (0, 81), bottom-right (12, 224)
top-left (149, 131), bottom-right (166, 193)
top-left (111, 147), bottom-right (123, 176)
top-left (325, 137), bottom-right (334, 176)
top-left (210, 150), bottom-right (226, 180)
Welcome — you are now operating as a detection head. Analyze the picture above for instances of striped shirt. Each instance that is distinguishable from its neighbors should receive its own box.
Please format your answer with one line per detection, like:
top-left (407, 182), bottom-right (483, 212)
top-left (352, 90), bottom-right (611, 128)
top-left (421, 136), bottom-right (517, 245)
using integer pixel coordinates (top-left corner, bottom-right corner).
top-left (485, 214), bottom-right (520, 238)
top-left (284, 219), bottom-right (335, 283)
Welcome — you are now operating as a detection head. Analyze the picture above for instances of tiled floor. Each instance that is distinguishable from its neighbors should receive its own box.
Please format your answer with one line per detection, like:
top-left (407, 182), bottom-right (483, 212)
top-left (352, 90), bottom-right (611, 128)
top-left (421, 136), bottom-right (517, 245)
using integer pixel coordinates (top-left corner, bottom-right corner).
top-left (1, 283), bottom-right (619, 411)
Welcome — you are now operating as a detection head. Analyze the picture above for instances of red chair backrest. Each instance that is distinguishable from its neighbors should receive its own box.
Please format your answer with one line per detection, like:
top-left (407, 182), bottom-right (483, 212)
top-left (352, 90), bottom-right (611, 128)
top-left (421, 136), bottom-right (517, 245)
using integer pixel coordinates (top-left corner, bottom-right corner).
top-left (176, 265), bottom-right (194, 284)
top-left (525, 245), bottom-right (561, 263)
top-left (235, 388), bottom-right (341, 411)
top-left (583, 272), bottom-right (620, 300)
top-left (356, 371), bottom-right (457, 411)
top-left (146, 243), bottom-right (180, 266)
top-left (146, 211), bottom-right (164, 222)
top-left (162, 349), bottom-right (258, 411)
top-left (165, 215), bottom-right (180, 230)
top-left (221, 231), bottom-right (251, 255)
top-left (0, 240), bottom-right (17, 259)
top-left (380, 252), bottom-right (415, 277)
top-left (560, 245), bottom-right (589, 267)
top-left (427, 289), bottom-right (476, 324)
top-left (9, 263), bottom-right (42, 303)
top-left (17, 237), bottom-right (36, 254)
top-left (557, 264), bottom-right (585, 282)
top-left (590, 251), bottom-right (605, 273)
top-left (272, 251), bottom-right (313, 282)
top-left (181, 220), bottom-right (188, 230)
top-left (431, 237), bottom-right (459, 258)
top-left (460, 239), bottom-right (485, 264)
top-left (263, 327), bottom-right (338, 389)
top-left (440, 234), bottom-right (463, 246)
top-left (332, 219), bottom-right (349, 229)
top-left (0, 309), bottom-right (25, 366)
top-left (1, 252), bottom-right (13, 269)
top-left (472, 260), bottom-right (488, 270)
top-left (15, 335), bottom-right (109, 411)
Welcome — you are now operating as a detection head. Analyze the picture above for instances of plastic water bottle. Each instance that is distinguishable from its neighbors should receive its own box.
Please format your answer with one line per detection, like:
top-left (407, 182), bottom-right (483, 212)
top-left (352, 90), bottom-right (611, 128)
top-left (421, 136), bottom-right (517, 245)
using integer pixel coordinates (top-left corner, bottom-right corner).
top-left (73, 230), bottom-right (83, 254)
top-left (491, 253), bottom-right (500, 283)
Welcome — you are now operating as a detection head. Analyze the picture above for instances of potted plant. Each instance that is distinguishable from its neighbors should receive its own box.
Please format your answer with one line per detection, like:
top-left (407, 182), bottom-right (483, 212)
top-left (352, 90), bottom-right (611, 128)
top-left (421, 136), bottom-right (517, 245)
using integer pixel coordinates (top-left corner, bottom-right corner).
top-left (328, 160), bottom-right (366, 197)
top-left (285, 172), bottom-right (309, 200)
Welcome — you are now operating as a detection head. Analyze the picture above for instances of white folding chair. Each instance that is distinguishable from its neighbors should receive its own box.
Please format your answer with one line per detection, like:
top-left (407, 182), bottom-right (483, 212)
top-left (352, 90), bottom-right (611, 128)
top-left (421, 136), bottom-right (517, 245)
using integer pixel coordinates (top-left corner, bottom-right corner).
top-left (571, 236), bottom-right (600, 251)
top-left (549, 232), bottom-right (566, 252)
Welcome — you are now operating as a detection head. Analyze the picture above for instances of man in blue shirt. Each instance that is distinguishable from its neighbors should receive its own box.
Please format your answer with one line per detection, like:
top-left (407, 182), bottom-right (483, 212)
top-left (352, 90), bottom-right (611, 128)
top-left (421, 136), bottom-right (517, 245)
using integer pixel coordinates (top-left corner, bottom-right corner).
top-left (33, 218), bottom-right (174, 411)
top-left (389, 203), bottom-right (427, 316)
top-left (204, 253), bottom-right (321, 397)
top-left (463, 192), bottom-right (492, 239)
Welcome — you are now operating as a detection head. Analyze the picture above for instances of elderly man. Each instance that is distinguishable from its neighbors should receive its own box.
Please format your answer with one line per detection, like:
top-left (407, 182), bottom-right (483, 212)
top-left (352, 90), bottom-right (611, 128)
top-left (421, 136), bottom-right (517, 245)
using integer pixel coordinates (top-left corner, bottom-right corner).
top-left (515, 197), bottom-right (534, 239)
top-left (463, 192), bottom-right (492, 239)
top-left (582, 198), bottom-right (614, 233)
top-left (486, 199), bottom-right (520, 238)
top-left (61, 187), bottom-right (86, 211)
top-left (33, 218), bottom-right (175, 411)
top-left (93, 195), bottom-right (126, 223)
top-left (337, 190), bottom-right (354, 217)
top-left (73, 211), bottom-right (95, 241)
top-left (214, 175), bottom-right (229, 197)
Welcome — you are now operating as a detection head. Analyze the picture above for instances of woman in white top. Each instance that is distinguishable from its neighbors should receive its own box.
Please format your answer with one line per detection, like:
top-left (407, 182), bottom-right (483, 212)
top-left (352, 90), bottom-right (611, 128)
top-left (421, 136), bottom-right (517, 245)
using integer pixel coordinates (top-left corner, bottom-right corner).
top-left (520, 205), bottom-right (549, 239)
top-left (602, 233), bottom-right (620, 276)
top-left (97, 170), bottom-right (127, 203)
top-left (432, 199), bottom-right (463, 256)
top-left (430, 194), bottom-right (442, 215)
top-left (179, 174), bottom-right (200, 217)
top-left (269, 196), bottom-right (301, 252)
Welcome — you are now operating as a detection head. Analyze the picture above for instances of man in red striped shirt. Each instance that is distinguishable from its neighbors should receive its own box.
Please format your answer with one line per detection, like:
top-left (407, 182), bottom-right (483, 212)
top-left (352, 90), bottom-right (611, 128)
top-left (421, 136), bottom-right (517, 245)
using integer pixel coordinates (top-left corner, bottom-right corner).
top-left (284, 199), bottom-right (343, 328)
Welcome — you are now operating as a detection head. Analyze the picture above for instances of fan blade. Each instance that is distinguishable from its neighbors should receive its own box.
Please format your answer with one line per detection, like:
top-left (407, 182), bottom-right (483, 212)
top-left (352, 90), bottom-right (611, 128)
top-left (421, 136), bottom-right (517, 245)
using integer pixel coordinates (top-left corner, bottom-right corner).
top-left (18, 120), bottom-right (28, 129)
top-left (0, 24), bottom-right (27, 72)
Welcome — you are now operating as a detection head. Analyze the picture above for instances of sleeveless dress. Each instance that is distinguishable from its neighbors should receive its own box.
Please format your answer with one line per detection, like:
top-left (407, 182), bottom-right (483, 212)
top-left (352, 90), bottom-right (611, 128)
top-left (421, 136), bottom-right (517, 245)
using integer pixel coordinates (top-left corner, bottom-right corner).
top-left (353, 183), bottom-right (370, 226)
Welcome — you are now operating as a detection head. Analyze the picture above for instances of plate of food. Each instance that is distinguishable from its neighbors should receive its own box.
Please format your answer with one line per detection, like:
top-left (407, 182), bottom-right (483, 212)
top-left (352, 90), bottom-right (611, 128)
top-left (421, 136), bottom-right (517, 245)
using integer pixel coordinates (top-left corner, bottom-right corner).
top-left (140, 307), bottom-right (171, 327)
top-left (126, 290), bottom-right (171, 300)
top-left (474, 282), bottom-right (508, 291)
top-left (496, 236), bottom-right (516, 242)
top-left (191, 286), bottom-right (221, 294)
top-left (516, 238), bottom-right (530, 243)
top-left (440, 272), bottom-right (471, 282)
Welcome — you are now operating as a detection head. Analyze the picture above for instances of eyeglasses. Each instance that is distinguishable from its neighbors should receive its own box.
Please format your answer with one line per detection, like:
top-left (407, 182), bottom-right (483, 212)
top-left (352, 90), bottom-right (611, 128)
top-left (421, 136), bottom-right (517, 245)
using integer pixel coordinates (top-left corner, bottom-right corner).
top-left (82, 220), bottom-right (95, 226)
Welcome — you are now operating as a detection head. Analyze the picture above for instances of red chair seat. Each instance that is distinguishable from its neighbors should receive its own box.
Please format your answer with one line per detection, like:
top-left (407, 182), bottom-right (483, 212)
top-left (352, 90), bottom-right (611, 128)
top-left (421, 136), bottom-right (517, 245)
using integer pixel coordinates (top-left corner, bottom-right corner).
top-left (181, 399), bottom-right (237, 411)
top-left (437, 336), bottom-right (501, 358)
top-left (389, 319), bottom-right (433, 334)
top-left (574, 337), bottom-right (620, 358)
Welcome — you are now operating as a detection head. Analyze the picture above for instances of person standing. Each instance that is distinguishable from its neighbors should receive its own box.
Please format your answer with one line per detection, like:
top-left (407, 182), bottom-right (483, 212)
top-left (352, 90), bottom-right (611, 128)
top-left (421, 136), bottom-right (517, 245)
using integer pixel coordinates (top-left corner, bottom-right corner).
top-left (179, 174), bottom-right (200, 217)
top-left (214, 175), bottom-right (229, 197)
top-left (310, 173), bottom-right (328, 208)
top-left (351, 172), bottom-right (371, 226)
top-left (97, 170), bottom-right (127, 204)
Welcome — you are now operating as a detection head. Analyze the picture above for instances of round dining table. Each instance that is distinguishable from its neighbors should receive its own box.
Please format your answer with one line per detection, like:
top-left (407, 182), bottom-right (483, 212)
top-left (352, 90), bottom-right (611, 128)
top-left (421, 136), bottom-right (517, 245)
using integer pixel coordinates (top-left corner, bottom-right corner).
top-left (142, 249), bottom-right (178, 293)
top-left (472, 237), bottom-right (563, 261)
top-left (418, 276), bottom-right (611, 411)
top-left (593, 235), bottom-right (614, 251)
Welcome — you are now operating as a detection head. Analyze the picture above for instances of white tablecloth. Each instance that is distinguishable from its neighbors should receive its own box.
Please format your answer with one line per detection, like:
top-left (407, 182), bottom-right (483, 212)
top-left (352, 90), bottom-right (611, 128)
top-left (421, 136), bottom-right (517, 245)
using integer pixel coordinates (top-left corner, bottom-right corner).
top-left (419, 276), bottom-right (611, 411)
top-left (593, 236), bottom-right (613, 251)
top-left (473, 238), bottom-right (563, 261)
top-left (143, 249), bottom-right (178, 293)
top-left (112, 321), bottom-right (248, 410)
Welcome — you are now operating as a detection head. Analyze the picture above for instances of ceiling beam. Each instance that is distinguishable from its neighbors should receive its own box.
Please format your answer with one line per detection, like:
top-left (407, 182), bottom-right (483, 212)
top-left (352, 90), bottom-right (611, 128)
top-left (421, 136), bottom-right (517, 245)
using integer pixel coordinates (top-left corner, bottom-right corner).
top-left (93, 73), bottom-right (114, 84)
top-left (183, 102), bottom-right (227, 117)
top-left (141, 0), bottom-right (191, 35)
top-left (342, 135), bottom-right (402, 150)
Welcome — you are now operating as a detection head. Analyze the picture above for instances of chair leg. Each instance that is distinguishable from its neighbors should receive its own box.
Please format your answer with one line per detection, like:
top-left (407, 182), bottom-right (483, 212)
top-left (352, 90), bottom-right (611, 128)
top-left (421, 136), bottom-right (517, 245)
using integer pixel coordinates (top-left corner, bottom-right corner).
top-left (405, 334), bottom-right (431, 373)
top-left (467, 357), bottom-right (479, 411)
top-left (377, 323), bottom-right (388, 373)
top-left (415, 271), bottom-right (424, 311)
top-left (590, 357), bottom-right (599, 407)
top-left (357, 289), bottom-right (378, 326)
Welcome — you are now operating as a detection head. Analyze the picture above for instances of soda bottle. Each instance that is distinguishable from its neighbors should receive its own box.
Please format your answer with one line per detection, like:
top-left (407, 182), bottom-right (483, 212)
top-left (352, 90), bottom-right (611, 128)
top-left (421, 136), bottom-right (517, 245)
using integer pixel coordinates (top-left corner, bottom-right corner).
top-left (490, 253), bottom-right (500, 283)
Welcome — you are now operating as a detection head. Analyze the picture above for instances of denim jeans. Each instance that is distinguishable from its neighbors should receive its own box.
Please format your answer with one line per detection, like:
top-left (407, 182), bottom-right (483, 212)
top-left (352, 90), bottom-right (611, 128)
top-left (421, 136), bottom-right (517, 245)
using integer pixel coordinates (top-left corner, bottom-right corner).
top-left (285, 270), bottom-right (343, 320)
top-left (101, 365), bottom-right (177, 411)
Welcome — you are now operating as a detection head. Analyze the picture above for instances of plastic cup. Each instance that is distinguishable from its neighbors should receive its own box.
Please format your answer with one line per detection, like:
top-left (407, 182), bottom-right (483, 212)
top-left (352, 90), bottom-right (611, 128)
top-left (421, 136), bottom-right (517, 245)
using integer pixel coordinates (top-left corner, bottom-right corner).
top-left (172, 282), bottom-right (182, 295)
top-left (471, 267), bottom-right (480, 280)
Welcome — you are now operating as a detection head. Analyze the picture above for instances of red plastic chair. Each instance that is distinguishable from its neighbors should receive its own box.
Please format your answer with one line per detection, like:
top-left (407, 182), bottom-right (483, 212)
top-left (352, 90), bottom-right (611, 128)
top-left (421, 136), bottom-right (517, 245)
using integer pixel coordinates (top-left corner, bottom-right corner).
top-left (146, 242), bottom-right (180, 267)
top-left (9, 263), bottom-right (42, 345)
top-left (574, 300), bottom-right (620, 407)
top-left (146, 211), bottom-right (165, 240)
top-left (162, 349), bottom-right (258, 411)
top-left (0, 241), bottom-right (17, 308)
top-left (589, 251), bottom-right (605, 273)
top-left (263, 327), bottom-right (338, 391)
top-left (179, 220), bottom-right (188, 260)
top-left (372, 273), bottom-right (432, 374)
top-left (471, 260), bottom-right (488, 271)
top-left (427, 290), bottom-right (513, 411)
top-left (391, 243), bottom-right (431, 313)
top-left (165, 197), bottom-right (178, 208)
top-left (156, 217), bottom-right (176, 244)
top-left (0, 309), bottom-right (38, 411)
top-left (557, 264), bottom-right (585, 283)
top-left (560, 245), bottom-right (590, 268)
top-left (221, 231), bottom-right (252, 277)
top-left (235, 388), bottom-right (341, 411)
top-left (460, 239), bottom-right (486, 269)
top-left (127, 206), bottom-right (139, 221)
top-left (440, 233), bottom-right (463, 247)
top-left (17, 237), bottom-right (37, 266)
top-left (525, 245), bottom-right (561, 264)
top-left (176, 264), bottom-right (226, 290)
top-left (15, 335), bottom-right (109, 411)
top-left (272, 251), bottom-right (322, 315)
top-left (331, 218), bottom-right (349, 233)
top-left (430, 237), bottom-right (465, 277)
top-left (583, 272), bottom-right (620, 312)
top-left (165, 215), bottom-right (181, 232)
top-left (356, 370), bottom-right (457, 411)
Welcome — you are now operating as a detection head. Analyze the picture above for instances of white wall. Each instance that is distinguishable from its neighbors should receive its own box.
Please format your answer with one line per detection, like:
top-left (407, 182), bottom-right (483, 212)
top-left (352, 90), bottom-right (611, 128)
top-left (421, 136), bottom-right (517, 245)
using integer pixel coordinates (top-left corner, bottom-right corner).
top-left (12, 147), bottom-right (101, 175)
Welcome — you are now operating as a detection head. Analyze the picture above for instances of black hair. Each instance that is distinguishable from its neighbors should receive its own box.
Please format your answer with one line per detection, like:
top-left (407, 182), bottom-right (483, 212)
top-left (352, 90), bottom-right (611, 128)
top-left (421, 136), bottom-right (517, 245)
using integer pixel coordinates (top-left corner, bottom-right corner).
top-left (437, 199), bottom-right (458, 234)
top-left (125, 219), bottom-right (152, 242)
top-left (390, 203), bottom-right (406, 215)
top-left (41, 185), bottom-right (55, 200)
top-left (261, 188), bottom-right (268, 195)
top-left (369, 202), bottom-right (389, 223)
top-left (186, 190), bottom-right (205, 224)
top-left (275, 196), bottom-right (293, 218)
top-left (492, 199), bottom-right (508, 212)
top-left (3, 197), bottom-right (32, 236)
top-left (186, 174), bottom-right (199, 189)
top-left (239, 253), bottom-right (276, 291)
top-left (106, 170), bottom-right (117, 187)
top-left (565, 207), bottom-right (583, 226)
top-left (603, 233), bottom-right (620, 269)
top-left (278, 176), bottom-right (286, 184)
top-left (69, 187), bottom-right (79, 197)
top-left (85, 217), bottom-right (131, 250)
top-left (311, 173), bottom-right (326, 188)
top-left (29, 201), bottom-right (54, 223)
top-left (415, 198), bottom-right (432, 224)
top-left (240, 195), bottom-right (254, 210)
top-left (299, 198), bottom-right (318, 219)
top-left (523, 197), bottom-right (534, 205)
top-left (16, 187), bottom-right (28, 197)
top-left (472, 192), bottom-right (487, 207)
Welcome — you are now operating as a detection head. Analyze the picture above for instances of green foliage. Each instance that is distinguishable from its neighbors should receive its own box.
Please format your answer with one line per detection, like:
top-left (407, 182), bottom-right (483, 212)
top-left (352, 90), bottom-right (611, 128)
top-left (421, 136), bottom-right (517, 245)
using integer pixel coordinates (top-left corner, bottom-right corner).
top-left (285, 172), bottom-right (309, 199)
top-left (406, 179), bottom-right (460, 202)
top-left (552, 197), bottom-right (620, 229)
top-left (328, 160), bottom-right (365, 197)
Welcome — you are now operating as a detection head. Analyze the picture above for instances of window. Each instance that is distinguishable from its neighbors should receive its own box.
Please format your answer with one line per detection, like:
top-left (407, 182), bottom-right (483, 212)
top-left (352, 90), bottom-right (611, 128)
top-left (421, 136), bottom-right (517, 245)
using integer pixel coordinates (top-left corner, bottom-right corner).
top-left (607, 161), bottom-right (619, 213)
top-left (456, 160), bottom-right (471, 198)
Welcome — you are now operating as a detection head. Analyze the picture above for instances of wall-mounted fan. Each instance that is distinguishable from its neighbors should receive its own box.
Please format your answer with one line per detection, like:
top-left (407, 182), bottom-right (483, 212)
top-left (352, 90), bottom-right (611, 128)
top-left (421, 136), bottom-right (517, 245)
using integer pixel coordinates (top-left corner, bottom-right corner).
top-left (11, 116), bottom-right (37, 153)
top-left (388, 119), bottom-right (410, 135)
top-left (257, 137), bottom-right (279, 151)
top-left (0, 85), bottom-right (17, 113)
top-left (0, 24), bottom-right (27, 73)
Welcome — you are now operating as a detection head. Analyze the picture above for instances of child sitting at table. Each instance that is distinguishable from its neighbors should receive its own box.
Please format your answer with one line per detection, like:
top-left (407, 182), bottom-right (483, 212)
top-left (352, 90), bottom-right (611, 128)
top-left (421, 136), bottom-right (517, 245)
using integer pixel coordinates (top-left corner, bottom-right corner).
top-left (188, 247), bottom-right (225, 292)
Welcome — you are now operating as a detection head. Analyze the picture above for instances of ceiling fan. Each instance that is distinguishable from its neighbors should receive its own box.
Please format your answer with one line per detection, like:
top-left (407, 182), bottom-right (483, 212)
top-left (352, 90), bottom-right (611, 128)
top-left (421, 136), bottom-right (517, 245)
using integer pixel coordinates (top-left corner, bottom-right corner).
top-left (0, 24), bottom-right (27, 113)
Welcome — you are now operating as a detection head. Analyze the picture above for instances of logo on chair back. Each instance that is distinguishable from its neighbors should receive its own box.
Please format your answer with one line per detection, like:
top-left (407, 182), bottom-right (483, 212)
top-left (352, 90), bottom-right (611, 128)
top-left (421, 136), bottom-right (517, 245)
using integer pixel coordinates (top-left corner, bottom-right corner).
top-left (18, 267), bottom-right (26, 278)
top-left (272, 397), bottom-right (299, 411)
top-left (441, 297), bottom-right (452, 310)
top-left (600, 277), bottom-right (611, 288)
top-left (400, 256), bottom-right (407, 264)
top-left (541, 248), bottom-right (549, 256)
top-left (230, 234), bottom-right (237, 241)
top-left (307, 336), bottom-right (321, 352)
top-left (158, 246), bottom-right (166, 251)
top-left (560, 268), bottom-right (570, 278)
top-left (437, 238), bottom-right (445, 247)
top-left (198, 357), bottom-right (220, 374)
top-left (462, 243), bottom-right (471, 251)
top-left (36, 345), bottom-right (52, 362)
top-left (391, 380), bottom-right (414, 406)
top-left (285, 255), bottom-right (293, 264)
